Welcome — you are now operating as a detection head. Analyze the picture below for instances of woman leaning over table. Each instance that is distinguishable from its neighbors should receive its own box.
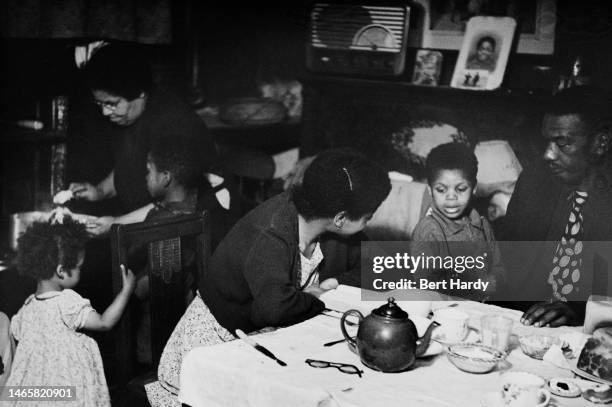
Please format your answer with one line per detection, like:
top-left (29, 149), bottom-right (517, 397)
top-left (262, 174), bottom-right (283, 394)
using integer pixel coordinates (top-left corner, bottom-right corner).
top-left (145, 149), bottom-right (391, 407)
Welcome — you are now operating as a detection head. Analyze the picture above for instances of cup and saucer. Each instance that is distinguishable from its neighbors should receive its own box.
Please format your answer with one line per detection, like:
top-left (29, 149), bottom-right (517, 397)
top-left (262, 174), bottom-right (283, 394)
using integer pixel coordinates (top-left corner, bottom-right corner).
top-left (432, 308), bottom-right (472, 345)
top-left (481, 372), bottom-right (550, 407)
top-left (480, 391), bottom-right (549, 407)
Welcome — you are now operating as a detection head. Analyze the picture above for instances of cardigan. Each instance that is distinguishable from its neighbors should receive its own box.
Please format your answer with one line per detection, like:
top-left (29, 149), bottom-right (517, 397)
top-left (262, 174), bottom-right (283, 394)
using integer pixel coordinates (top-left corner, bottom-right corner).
top-left (199, 192), bottom-right (363, 334)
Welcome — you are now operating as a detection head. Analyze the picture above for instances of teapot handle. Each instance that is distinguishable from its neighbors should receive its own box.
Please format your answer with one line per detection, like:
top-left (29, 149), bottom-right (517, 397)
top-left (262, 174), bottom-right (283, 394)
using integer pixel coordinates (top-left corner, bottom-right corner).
top-left (340, 309), bottom-right (363, 349)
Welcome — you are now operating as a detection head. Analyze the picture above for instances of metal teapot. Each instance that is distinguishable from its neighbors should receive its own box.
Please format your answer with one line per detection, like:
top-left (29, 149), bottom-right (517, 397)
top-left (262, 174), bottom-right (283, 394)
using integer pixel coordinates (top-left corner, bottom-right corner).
top-left (340, 297), bottom-right (439, 372)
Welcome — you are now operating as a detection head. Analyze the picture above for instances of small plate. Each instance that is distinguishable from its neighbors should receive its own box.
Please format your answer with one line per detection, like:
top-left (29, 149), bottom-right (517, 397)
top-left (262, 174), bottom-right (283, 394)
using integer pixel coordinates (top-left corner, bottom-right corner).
top-left (548, 377), bottom-right (581, 398)
top-left (570, 358), bottom-right (612, 386)
top-left (480, 391), bottom-right (549, 407)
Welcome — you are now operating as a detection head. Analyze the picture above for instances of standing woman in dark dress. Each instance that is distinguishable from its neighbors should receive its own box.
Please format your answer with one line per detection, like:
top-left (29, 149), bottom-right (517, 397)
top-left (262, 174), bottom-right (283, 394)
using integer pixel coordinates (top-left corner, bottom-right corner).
top-left (63, 43), bottom-right (229, 316)
top-left (145, 149), bottom-right (392, 407)
top-left (66, 43), bottom-right (218, 217)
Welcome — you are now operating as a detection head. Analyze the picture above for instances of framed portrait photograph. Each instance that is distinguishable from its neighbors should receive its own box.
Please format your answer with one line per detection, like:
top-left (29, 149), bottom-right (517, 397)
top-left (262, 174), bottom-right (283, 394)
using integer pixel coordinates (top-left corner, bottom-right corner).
top-left (411, 0), bottom-right (556, 55)
top-left (450, 16), bottom-right (516, 90)
top-left (412, 50), bottom-right (443, 86)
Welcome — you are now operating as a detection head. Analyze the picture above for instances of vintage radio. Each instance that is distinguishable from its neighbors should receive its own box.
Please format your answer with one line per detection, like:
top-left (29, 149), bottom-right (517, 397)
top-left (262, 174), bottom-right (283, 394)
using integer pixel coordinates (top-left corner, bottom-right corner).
top-left (307, 2), bottom-right (411, 76)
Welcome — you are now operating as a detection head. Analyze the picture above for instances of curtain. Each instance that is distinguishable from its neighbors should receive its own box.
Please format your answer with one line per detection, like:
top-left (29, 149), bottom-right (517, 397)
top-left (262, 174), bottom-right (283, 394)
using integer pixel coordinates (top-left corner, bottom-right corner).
top-left (0, 0), bottom-right (171, 44)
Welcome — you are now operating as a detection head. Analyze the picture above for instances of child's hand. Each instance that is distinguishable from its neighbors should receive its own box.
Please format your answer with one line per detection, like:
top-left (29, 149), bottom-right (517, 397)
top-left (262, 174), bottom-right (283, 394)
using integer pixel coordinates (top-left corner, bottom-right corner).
top-left (120, 264), bottom-right (136, 294)
top-left (86, 216), bottom-right (114, 236)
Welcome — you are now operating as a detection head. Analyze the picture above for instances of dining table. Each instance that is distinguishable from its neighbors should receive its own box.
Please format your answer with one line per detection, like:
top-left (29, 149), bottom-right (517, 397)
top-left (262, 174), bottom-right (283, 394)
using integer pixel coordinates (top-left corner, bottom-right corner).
top-left (178, 286), bottom-right (604, 407)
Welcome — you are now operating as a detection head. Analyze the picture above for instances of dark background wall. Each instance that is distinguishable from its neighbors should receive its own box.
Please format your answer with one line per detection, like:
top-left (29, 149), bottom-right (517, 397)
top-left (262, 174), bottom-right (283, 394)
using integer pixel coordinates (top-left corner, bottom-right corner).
top-left (2, 1), bottom-right (612, 117)
top-left (1, 1), bottom-right (612, 214)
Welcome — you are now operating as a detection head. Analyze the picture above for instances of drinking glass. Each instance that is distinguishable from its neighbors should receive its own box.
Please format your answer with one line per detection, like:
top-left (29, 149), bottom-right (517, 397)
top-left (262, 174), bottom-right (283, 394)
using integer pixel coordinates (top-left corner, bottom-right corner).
top-left (481, 315), bottom-right (513, 351)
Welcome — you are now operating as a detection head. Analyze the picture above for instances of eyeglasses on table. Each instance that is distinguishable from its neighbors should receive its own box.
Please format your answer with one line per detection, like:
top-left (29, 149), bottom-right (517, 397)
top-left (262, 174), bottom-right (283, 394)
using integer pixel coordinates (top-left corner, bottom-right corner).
top-left (305, 359), bottom-right (364, 378)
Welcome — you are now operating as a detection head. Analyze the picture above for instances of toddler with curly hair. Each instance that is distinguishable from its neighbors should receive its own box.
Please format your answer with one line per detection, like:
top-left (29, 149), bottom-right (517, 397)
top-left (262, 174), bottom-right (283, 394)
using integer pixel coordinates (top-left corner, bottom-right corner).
top-left (2, 217), bottom-right (135, 407)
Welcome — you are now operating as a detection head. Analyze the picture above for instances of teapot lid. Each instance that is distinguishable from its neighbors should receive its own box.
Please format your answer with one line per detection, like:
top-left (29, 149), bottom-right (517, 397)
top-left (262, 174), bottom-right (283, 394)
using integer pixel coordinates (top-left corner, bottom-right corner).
top-left (372, 297), bottom-right (408, 319)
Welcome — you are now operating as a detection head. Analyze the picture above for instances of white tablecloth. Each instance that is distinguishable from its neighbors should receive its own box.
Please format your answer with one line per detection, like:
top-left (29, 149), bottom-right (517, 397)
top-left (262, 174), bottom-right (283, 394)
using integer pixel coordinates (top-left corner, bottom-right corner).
top-left (179, 286), bottom-right (598, 407)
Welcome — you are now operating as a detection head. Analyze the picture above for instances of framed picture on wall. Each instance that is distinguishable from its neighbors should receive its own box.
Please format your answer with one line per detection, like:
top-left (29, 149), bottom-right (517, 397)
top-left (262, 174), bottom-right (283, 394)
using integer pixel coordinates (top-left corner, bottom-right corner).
top-left (412, 50), bottom-right (443, 86)
top-left (411, 0), bottom-right (556, 55)
top-left (450, 16), bottom-right (516, 90)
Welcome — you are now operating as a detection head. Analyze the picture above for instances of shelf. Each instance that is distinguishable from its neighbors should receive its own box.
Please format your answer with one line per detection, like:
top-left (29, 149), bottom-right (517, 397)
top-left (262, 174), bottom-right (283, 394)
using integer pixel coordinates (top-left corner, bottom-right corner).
top-left (198, 113), bottom-right (301, 155)
top-left (0, 126), bottom-right (66, 144)
top-left (300, 74), bottom-right (553, 104)
top-left (199, 113), bottom-right (301, 131)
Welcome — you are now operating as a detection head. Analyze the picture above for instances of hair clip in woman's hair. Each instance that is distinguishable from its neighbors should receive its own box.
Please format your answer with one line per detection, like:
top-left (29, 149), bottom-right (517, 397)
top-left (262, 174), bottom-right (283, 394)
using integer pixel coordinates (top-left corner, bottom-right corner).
top-left (342, 167), bottom-right (353, 191)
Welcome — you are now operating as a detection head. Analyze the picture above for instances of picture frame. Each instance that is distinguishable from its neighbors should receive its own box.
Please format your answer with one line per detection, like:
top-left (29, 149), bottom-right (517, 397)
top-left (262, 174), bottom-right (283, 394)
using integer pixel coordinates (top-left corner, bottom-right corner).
top-left (412, 49), bottom-right (443, 86)
top-left (410, 0), bottom-right (556, 55)
top-left (450, 16), bottom-right (516, 90)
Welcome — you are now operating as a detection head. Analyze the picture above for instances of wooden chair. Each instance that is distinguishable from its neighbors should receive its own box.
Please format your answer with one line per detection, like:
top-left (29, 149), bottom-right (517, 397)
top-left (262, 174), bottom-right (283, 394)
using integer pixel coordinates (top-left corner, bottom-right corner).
top-left (110, 213), bottom-right (211, 403)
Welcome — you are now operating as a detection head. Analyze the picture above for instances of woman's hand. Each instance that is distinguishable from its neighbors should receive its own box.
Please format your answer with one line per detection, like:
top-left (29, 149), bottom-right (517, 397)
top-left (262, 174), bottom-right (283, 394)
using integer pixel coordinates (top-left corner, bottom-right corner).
top-left (303, 278), bottom-right (339, 298)
top-left (85, 216), bottom-right (115, 236)
top-left (69, 182), bottom-right (103, 201)
top-left (319, 278), bottom-right (339, 291)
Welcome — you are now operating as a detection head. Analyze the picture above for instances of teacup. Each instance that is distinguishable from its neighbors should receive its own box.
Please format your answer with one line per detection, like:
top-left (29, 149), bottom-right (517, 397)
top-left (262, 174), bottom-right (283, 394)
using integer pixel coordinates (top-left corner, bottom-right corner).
top-left (500, 372), bottom-right (550, 407)
top-left (432, 308), bottom-right (469, 343)
top-left (404, 300), bottom-right (432, 318)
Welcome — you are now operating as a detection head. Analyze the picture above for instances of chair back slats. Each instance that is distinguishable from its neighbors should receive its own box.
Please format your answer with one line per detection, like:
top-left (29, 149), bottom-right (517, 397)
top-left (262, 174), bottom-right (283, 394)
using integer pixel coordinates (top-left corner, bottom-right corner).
top-left (110, 213), bottom-right (210, 387)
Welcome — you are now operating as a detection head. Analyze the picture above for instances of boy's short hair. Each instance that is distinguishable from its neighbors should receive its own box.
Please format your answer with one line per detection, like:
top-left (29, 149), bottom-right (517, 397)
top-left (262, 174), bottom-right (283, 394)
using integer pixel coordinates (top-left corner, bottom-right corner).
top-left (426, 142), bottom-right (478, 186)
top-left (149, 135), bottom-right (203, 189)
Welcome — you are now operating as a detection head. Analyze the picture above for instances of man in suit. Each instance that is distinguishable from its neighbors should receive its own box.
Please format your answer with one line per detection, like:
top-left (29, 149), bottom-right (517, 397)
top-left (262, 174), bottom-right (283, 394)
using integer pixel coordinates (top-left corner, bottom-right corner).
top-left (501, 86), bottom-right (612, 327)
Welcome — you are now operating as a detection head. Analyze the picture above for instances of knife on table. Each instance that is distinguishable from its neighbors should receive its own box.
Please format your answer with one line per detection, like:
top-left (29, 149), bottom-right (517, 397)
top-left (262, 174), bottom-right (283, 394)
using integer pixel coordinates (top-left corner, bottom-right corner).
top-left (236, 329), bottom-right (287, 367)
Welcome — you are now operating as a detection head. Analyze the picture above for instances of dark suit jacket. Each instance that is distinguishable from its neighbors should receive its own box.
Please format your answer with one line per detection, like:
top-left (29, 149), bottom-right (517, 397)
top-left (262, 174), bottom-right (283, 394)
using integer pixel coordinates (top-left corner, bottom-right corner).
top-left (499, 164), bottom-right (612, 316)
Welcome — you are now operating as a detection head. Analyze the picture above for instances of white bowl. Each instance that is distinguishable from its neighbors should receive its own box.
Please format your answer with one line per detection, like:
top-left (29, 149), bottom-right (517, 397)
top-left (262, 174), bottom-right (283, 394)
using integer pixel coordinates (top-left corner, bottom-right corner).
top-left (447, 343), bottom-right (506, 374)
top-left (518, 335), bottom-right (561, 360)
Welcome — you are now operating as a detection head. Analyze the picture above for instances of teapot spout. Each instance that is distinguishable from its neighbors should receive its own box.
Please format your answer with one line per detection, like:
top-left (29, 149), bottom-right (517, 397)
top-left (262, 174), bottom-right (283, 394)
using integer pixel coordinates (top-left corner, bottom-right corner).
top-left (416, 321), bottom-right (440, 357)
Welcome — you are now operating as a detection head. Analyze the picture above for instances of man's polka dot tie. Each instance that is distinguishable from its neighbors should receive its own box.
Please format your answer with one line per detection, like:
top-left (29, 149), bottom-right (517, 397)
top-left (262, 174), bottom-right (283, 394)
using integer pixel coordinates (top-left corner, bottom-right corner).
top-left (548, 191), bottom-right (588, 301)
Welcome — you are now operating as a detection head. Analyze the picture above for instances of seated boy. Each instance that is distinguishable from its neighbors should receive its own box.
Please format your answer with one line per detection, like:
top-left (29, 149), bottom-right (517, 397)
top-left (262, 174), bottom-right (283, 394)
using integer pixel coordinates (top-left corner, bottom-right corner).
top-left (115, 135), bottom-right (233, 363)
top-left (411, 142), bottom-right (505, 301)
top-left (145, 135), bottom-right (202, 217)
top-left (87, 135), bottom-right (237, 248)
